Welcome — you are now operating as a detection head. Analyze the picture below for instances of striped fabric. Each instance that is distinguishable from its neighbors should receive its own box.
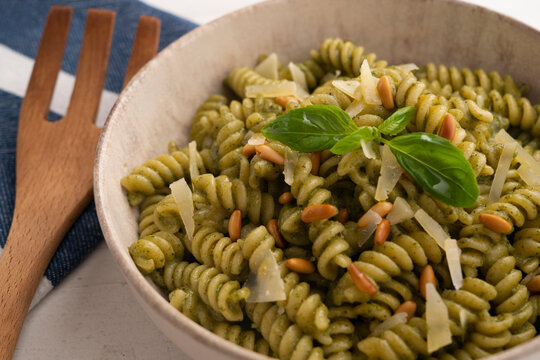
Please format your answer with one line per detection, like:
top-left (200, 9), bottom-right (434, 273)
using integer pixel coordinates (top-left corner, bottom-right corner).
top-left (0, 0), bottom-right (196, 308)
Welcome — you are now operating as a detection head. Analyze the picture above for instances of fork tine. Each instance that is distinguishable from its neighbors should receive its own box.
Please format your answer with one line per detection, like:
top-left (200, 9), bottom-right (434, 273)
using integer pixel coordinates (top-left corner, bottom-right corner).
top-left (19, 6), bottom-right (72, 122)
top-left (122, 16), bottom-right (161, 89)
top-left (65, 9), bottom-right (115, 124)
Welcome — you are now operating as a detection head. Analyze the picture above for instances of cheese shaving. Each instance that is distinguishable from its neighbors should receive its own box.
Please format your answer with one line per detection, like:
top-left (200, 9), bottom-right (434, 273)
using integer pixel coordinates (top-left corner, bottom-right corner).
top-left (444, 239), bottom-right (463, 290)
top-left (357, 210), bottom-right (382, 247)
top-left (283, 149), bottom-right (299, 185)
top-left (414, 209), bottom-right (448, 249)
top-left (245, 249), bottom-right (286, 303)
top-left (375, 145), bottom-right (402, 201)
top-left (426, 283), bottom-right (452, 353)
top-left (396, 63), bottom-right (419, 72)
top-left (243, 130), bottom-right (255, 144)
top-left (188, 141), bottom-right (199, 180)
top-left (361, 139), bottom-right (377, 159)
top-left (360, 60), bottom-right (382, 105)
top-left (247, 133), bottom-right (266, 146)
top-left (170, 179), bottom-right (195, 241)
top-left (386, 197), bottom-right (414, 225)
top-left (345, 100), bottom-right (365, 118)
top-left (254, 53), bottom-right (279, 80)
top-left (371, 312), bottom-right (408, 337)
top-left (332, 79), bottom-right (361, 98)
top-left (521, 267), bottom-right (540, 285)
top-left (245, 81), bottom-right (298, 98)
top-left (489, 142), bottom-right (516, 203)
top-left (320, 70), bottom-right (341, 83)
top-left (288, 62), bottom-right (308, 91)
top-left (495, 129), bottom-right (540, 175)
top-left (518, 165), bottom-right (540, 186)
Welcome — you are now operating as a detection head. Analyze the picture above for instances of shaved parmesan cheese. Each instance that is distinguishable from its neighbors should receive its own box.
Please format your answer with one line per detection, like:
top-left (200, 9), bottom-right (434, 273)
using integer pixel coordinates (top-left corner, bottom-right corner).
top-left (247, 133), bottom-right (266, 146)
top-left (426, 283), bottom-right (452, 353)
top-left (361, 139), bottom-right (377, 159)
top-left (396, 63), bottom-right (419, 72)
top-left (283, 149), bottom-right (299, 185)
top-left (357, 210), bottom-right (382, 247)
top-left (243, 130), bottom-right (255, 144)
top-left (360, 60), bottom-right (382, 105)
top-left (245, 249), bottom-right (286, 303)
top-left (459, 308), bottom-right (468, 336)
top-left (320, 70), bottom-right (341, 84)
top-left (245, 81), bottom-right (298, 98)
top-left (288, 62), bottom-right (308, 91)
top-left (489, 142), bottom-right (516, 203)
top-left (254, 53), bottom-right (279, 80)
top-left (386, 197), bottom-right (414, 225)
top-left (375, 145), bottom-right (402, 201)
top-left (170, 179), bottom-right (195, 241)
top-left (414, 209), bottom-right (448, 249)
top-left (371, 312), bottom-right (408, 337)
top-left (444, 239), bottom-right (463, 290)
top-left (332, 79), bottom-right (361, 98)
top-left (521, 267), bottom-right (540, 285)
top-left (188, 141), bottom-right (199, 179)
top-left (345, 100), bottom-right (365, 118)
top-left (518, 165), bottom-right (540, 186)
top-left (495, 129), bottom-right (540, 175)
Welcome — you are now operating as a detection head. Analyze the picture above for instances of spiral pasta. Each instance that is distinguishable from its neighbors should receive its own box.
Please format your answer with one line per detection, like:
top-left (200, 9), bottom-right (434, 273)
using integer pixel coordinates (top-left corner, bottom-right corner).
top-left (121, 143), bottom-right (206, 206)
top-left (162, 259), bottom-right (250, 321)
top-left (169, 288), bottom-right (271, 355)
top-left (416, 62), bottom-right (525, 98)
top-left (310, 38), bottom-right (386, 77)
top-left (123, 38), bottom-right (540, 359)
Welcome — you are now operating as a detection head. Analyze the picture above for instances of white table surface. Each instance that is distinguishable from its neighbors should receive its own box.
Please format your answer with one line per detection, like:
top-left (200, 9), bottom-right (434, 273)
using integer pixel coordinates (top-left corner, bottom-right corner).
top-left (13, 0), bottom-right (540, 359)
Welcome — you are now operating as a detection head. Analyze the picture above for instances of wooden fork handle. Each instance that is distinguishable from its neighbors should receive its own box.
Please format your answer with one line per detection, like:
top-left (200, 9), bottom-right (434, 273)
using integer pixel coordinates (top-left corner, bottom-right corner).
top-left (0, 186), bottom-right (93, 360)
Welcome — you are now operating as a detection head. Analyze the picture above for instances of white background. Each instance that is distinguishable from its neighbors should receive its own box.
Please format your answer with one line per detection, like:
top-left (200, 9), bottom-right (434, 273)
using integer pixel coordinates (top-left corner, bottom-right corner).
top-left (13, 0), bottom-right (540, 359)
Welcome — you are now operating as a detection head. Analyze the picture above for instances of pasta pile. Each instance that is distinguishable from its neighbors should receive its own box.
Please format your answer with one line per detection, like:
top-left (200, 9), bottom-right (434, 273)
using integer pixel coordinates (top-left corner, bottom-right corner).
top-left (121, 38), bottom-right (540, 359)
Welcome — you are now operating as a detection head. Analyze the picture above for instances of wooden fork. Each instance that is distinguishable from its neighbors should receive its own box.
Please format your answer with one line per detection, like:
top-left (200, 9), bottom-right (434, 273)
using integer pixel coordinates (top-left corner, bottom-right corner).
top-left (0, 6), bottom-right (160, 359)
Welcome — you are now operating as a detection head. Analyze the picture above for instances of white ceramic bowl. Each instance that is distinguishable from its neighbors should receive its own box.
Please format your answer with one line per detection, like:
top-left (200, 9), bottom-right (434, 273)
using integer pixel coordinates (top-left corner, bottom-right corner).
top-left (94, 0), bottom-right (540, 358)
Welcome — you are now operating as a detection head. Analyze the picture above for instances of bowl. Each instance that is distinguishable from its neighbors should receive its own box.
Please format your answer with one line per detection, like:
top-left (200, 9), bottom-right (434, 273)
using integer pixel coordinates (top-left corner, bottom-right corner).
top-left (94, 0), bottom-right (540, 359)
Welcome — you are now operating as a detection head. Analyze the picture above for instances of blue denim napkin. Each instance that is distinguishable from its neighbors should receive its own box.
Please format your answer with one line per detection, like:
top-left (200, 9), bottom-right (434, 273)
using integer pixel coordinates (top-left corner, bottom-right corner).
top-left (0, 0), bottom-right (197, 307)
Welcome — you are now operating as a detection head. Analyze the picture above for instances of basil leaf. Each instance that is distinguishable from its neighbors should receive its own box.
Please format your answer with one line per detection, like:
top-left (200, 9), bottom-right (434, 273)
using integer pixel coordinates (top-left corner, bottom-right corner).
top-left (386, 133), bottom-right (478, 207)
top-left (262, 105), bottom-right (358, 152)
top-left (330, 127), bottom-right (379, 155)
top-left (378, 106), bottom-right (416, 136)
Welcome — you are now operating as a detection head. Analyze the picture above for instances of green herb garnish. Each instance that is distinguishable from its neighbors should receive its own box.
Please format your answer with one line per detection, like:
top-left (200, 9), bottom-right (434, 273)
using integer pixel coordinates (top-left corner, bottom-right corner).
top-left (262, 105), bottom-right (478, 207)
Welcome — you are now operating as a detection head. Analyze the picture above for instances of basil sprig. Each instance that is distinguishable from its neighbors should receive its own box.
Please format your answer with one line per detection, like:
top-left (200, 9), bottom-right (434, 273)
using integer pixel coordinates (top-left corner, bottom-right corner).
top-left (262, 105), bottom-right (478, 207)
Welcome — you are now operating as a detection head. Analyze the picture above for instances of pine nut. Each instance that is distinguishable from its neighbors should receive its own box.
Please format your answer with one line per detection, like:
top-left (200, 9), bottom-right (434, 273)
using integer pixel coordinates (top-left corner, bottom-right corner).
top-left (278, 192), bottom-right (294, 204)
top-left (420, 264), bottom-right (436, 299)
top-left (438, 113), bottom-right (456, 141)
top-left (228, 210), bottom-right (242, 242)
top-left (311, 151), bottom-right (322, 176)
top-left (478, 213), bottom-right (512, 234)
top-left (394, 301), bottom-right (417, 321)
top-left (285, 258), bottom-right (315, 274)
top-left (267, 219), bottom-right (286, 248)
top-left (377, 75), bottom-right (394, 110)
top-left (256, 144), bottom-right (285, 166)
top-left (357, 201), bottom-right (393, 227)
top-left (347, 264), bottom-right (377, 295)
top-left (526, 275), bottom-right (540, 293)
top-left (374, 219), bottom-right (390, 245)
top-left (275, 96), bottom-right (299, 108)
top-left (371, 201), bottom-right (394, 218)
top-left (337, 208), bottom-right (349, 224)
top-left (301, 204), bottom-right (338, 222)
top-left (242, 144), bottom-right (256, 157)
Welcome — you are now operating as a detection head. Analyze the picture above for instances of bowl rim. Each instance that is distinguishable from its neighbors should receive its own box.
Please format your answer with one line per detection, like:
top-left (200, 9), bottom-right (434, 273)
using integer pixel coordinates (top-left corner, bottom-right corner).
top-left (94, 0), bottom-right (540, 359)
